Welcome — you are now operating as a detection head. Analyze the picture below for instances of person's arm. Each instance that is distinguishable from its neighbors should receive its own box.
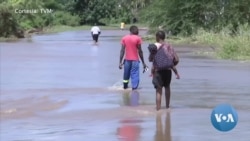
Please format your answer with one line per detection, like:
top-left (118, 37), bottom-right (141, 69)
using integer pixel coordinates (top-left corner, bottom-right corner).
top-left (119, 45), bottom-right (125, 69)
top-left (137, 37), bottom-right (147, 68)
top-left (137, 44), bottom-right (147, 68)
top-left (172, 47), bottom-right (179, 66)
top-left (98, 27), bottom-right (101, 35)
top-left (173, 51), bottom-right (179, 66)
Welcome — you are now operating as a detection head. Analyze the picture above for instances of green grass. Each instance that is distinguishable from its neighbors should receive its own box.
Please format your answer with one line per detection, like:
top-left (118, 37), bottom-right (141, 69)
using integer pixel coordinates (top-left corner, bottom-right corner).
top-left (0, 23), bottom-right (148, 42)
top-left (0, 37), bottom-right (19, 42)
top-left (143, 25), bottom-right (250, 60)
top-left (43, 25), bottom-right (119, 33)
top-left (44, 23), bottom-right (148, 33)
top-left (142, 34), bottom-right (194, 45)
top-left (191, 26), bottom-right (250, 60)
top-left (0, 25), bottom-right (121, 42)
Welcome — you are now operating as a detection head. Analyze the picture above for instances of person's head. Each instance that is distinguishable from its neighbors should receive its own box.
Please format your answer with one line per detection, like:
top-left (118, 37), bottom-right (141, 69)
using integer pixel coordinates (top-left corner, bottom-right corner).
top-left (148, 44), bottom-right (157, 53)
top-left (130, 25), bottom-right (139, 35)
top-left (156, 30), bottom-right (165, 42)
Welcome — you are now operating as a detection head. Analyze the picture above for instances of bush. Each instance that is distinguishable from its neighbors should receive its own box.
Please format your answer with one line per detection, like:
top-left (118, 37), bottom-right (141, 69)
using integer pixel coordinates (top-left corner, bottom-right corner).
top-left (19, 20), bottom-right (33, 30)
top-left (0, 0), bottom-right (81, 38)
top-left (192, 24), bottom-right (250, 60)
top-left (51, 11), bottom-right (80, 26)
top-left (140, 0), bottom-right (250, 36)
top-left (0, 2), bottom-right (20, 37)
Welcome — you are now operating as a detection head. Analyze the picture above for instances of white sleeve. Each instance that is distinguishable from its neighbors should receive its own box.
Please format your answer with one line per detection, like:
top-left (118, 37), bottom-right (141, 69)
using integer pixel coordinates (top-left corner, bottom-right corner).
top-left (154, 43), bottom-right (162, 49)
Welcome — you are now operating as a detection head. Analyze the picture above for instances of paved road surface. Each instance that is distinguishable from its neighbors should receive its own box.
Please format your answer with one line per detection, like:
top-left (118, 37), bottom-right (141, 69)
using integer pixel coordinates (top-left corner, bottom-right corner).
top-left (0, 30), bottom-right (250, 141)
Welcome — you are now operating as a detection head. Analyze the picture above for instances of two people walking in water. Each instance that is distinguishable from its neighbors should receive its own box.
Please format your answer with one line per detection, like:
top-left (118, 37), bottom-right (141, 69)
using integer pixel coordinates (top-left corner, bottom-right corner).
top-left (119, 26), bottom-right (179, 110)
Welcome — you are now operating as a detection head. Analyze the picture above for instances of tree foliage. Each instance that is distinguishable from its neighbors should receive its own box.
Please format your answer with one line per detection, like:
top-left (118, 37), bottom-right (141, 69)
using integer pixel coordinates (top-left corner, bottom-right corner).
top-left (0, 0), bottom-right (152, 37)
top-left (140, 0), bottom-right (250, 35)
top-left (0, 0), bottom-right (80, 37)
top-left (73, 0), bottom-right (117, 25)
top-left (72, 0), bottom-right (153, 24)
top-left (1, 0), bottom-right (249, 37)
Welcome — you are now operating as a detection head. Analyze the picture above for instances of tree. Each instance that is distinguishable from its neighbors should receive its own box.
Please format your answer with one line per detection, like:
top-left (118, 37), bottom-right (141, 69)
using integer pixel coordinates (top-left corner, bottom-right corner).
top-left (120, 0), bottom-right (153, 22)
top-left (73, 0), bottom-right (118, 25)
top-left (140, 0), bottom-right (250, 35)
top-left (0, 0), bottom-right (80, 37)
top-left (0, 1), bottom-right (21, 37)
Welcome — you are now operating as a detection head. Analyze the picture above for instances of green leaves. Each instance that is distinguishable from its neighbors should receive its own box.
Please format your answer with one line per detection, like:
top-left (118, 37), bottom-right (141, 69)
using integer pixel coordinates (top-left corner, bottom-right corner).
top-left (0, 0), bottom-right (81, 37)
top-left (71, 0), bottom-right (154, 24)
top-left (140, 0), bottom-right (250, 36)
top-left (73, 0), bottom-right (118, 24)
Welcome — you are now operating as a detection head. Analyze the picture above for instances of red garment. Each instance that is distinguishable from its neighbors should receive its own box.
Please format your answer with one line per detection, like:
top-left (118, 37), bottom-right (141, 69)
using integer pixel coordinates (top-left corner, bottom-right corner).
top-left (121, 35), bottom-right (142, 61)
top-left (118, 125), bottom-right (140, 141)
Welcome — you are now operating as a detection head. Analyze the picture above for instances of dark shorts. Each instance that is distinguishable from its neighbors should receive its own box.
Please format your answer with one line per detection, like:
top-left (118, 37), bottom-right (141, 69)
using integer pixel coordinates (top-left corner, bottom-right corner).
top-left (152, 69), bottom-right (172, 89)
top-left (92, 34), bottom-right (99, 42)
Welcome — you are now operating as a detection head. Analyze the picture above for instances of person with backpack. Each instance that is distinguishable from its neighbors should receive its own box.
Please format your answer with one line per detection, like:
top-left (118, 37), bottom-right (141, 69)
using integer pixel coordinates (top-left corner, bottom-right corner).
top-left (148, 31), bottom-right (180, 110)
top-left (148, 44), bottom-right (180, 79)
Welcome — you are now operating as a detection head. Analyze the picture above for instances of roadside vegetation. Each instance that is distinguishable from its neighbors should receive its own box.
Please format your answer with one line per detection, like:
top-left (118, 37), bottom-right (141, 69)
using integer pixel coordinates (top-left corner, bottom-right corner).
top-left (0, 0), bottom-right (149, 38)
top-left (191, 25), bottom-right (250, 60)
top-left (140, 0), bottom-right (250, 60)
top-left (143, 24), bottom-right (250, 60)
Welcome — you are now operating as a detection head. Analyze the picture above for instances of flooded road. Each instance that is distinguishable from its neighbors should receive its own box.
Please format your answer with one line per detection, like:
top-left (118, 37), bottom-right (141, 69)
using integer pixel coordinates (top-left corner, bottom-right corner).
top-left (0, 30), bottom-right (250, 141)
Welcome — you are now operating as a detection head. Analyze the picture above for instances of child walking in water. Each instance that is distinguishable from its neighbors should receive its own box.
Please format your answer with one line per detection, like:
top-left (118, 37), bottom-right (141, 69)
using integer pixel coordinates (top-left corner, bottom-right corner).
top-left (148, 43), bottom-right (180, 79)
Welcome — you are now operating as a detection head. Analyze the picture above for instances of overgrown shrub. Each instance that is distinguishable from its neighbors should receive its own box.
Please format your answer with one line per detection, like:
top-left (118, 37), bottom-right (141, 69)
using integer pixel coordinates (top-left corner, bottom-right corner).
top-left (51, 11), bottom-right (80, 26)
top-left (140, 0), bottom-right (250, 36)
top-left (0, 0), bottom-right (82, 37)
top-left (0, 2), bottom-right (20, 37)
top-left (192, 24), bottom-right (250, 60)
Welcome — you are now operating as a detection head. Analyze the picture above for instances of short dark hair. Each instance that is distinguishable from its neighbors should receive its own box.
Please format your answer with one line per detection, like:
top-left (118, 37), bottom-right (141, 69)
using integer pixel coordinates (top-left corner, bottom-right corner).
top-left (130, 25), bottom-right (139, 35)
top-left (156, 30), bottom-right (165, 40)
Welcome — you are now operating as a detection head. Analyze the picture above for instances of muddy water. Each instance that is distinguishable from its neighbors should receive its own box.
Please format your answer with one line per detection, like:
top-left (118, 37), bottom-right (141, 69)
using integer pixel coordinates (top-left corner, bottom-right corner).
top-left (0, 30), bottom-right (250, 141)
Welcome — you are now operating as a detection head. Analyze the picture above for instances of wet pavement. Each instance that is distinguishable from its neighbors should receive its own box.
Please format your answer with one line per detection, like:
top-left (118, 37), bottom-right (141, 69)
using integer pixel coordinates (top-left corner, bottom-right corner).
top-left (0, 30), bottom-right (250, 141)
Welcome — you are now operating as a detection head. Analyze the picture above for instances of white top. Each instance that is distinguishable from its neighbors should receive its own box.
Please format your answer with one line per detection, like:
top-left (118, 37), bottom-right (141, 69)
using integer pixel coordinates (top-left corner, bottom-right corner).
top-left (91, 26), bottom-right (100, 34)
top-left (154, 42), bottom-right (162, 49)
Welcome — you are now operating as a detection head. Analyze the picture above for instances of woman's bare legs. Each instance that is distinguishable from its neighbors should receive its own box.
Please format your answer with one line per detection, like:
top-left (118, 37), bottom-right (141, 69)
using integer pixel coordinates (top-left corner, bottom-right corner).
top-left (156, 87), bottom-right (163, 110)
top-left (165, 85), bottom-right (171, 109)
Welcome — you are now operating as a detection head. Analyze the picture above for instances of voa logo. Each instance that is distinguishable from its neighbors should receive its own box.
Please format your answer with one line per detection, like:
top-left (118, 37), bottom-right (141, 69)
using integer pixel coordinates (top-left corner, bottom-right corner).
top-left (211, 104), bottom-right (238, 132)
top-left (214, 113), bottom-right (235, 123)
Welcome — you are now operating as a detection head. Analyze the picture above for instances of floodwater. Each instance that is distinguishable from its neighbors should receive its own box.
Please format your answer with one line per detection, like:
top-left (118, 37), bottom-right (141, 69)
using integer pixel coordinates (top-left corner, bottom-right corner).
top-left (0, 30), bottom-right (250, 141)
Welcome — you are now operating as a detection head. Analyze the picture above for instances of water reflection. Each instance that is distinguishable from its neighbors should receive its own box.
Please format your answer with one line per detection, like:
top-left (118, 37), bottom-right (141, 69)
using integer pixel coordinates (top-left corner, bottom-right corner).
top-left (117, 119), bottom-right (142, 141)
top-left (91, 45), bottom-right (99, 56)
top-left (154, 112), bottom-right (172, 141)
top-left (122, 90), bottom-right (140, 106)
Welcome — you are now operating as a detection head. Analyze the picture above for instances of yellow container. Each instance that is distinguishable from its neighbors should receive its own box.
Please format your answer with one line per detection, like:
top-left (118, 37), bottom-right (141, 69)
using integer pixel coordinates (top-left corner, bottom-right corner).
top-left (120, 22), bottom-right (125, 30)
